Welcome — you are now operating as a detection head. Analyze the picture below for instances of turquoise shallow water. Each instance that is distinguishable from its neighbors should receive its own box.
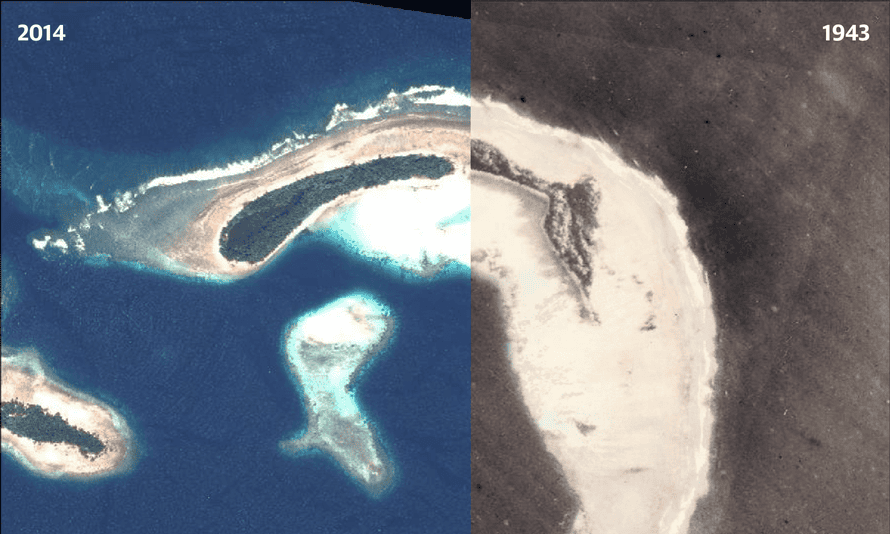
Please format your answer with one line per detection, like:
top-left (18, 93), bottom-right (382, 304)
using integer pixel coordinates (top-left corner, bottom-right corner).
top-left (2, 3), bottom-right (469, 533)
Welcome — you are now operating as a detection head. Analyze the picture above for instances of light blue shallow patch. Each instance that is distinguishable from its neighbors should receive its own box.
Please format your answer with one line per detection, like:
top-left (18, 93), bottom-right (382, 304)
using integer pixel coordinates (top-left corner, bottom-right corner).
top-left (436, 206), bottom-right (470, 227)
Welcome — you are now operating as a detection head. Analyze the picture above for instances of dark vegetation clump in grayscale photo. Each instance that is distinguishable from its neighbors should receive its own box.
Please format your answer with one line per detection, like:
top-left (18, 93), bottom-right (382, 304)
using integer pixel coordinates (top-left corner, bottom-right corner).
top-left (220, 154), bottom-right (453, 263)
top-left (471, 139), bottom-right (600, 289)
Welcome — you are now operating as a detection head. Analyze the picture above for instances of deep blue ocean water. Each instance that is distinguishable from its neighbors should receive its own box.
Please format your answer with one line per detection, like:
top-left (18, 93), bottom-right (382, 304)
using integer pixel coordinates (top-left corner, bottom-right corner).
top-left (2, 4), bottom-right (469, 533)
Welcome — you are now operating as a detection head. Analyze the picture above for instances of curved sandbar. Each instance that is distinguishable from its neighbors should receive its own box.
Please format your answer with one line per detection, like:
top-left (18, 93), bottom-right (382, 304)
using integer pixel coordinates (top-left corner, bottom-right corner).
top-left (279, 293), bottom-right (396, 497)
top-left (166, 113), bottom-right (469, 280)
top-left (1, 347), bottom-right (136, 479)
top-left (471, 97), bottom-right (716, 534)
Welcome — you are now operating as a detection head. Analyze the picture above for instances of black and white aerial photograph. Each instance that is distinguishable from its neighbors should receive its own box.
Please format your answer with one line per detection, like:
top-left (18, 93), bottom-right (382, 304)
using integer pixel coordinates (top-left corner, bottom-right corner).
top-left (470, 3), bottom-right (888, 534)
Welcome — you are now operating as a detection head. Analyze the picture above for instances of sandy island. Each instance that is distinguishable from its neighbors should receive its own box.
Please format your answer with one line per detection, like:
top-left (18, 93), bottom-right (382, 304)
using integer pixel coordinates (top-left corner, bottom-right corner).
top-left (471, 97), bottom-right (717, 534)
top-left (279, 293), bottom-right (396, 498)
top-left (1, 347), bottom-right (136, 479)
top-left (164, 113), bottom-right (469, 280)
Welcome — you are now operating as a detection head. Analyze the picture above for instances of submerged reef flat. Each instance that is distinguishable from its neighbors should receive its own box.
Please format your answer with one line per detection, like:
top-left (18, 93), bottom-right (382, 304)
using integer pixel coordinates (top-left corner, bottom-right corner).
top-left (279, 293), bottom-right (396, 498)
top-left (28, 97), bottom-right (470, 282)
top-left (471, 97), bottom-right (716, 534)
top-left (1, 347), bottom-right (136, 479)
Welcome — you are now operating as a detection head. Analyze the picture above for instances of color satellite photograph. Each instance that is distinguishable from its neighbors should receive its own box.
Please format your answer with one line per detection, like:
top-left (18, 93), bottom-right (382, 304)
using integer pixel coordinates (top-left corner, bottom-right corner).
top-left (3, 3), bottom-right (469, 533)
top-left (2, 3), bottom-right (888, 534)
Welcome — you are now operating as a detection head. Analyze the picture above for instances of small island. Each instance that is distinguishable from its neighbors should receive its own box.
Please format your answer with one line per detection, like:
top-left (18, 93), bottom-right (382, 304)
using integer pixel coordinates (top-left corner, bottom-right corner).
top-left (1, 347), bottom-right (137, 479)
top-left (279, 293), bottom-right (396, 498)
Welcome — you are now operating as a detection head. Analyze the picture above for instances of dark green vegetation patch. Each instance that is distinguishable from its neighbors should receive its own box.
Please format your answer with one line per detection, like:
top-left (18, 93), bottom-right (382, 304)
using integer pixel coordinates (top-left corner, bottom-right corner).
top-left (220, 155), bottom-right (453, 263)
top-left (1, 400), bottom-right (106, 457)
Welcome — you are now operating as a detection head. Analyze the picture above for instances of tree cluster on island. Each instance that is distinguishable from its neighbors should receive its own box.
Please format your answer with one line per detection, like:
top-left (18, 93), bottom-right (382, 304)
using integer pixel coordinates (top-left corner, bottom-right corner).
top-left (470, 139), bottom-right (601, 291)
